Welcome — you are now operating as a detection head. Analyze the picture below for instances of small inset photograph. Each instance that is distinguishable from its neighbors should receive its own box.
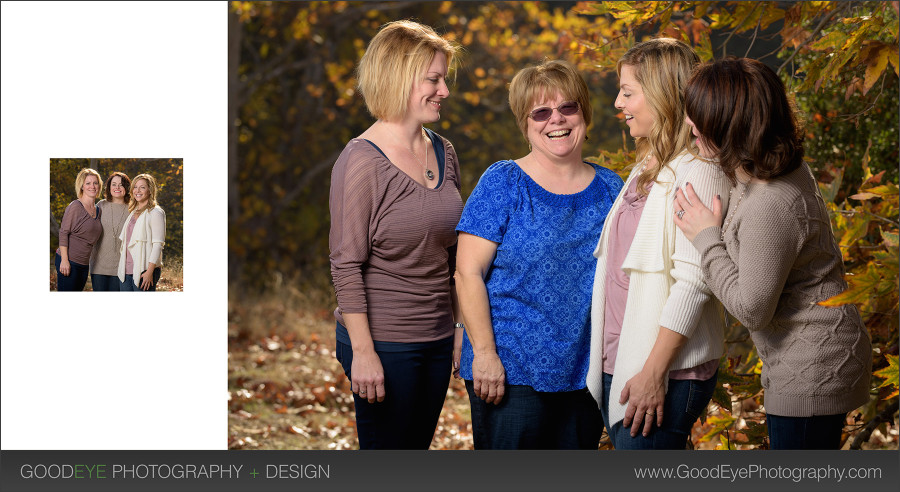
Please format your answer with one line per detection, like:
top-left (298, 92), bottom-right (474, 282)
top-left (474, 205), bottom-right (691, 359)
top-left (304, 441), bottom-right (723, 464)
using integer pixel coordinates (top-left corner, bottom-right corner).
top-left (50, 158), bottom-right (183, 292)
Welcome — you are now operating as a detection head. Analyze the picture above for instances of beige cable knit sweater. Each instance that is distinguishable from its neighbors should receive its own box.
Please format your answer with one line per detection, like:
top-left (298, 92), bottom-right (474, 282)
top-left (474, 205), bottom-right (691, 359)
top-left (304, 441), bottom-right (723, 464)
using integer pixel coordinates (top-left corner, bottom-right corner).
top-left (692, 163), bottom-right (871, 417)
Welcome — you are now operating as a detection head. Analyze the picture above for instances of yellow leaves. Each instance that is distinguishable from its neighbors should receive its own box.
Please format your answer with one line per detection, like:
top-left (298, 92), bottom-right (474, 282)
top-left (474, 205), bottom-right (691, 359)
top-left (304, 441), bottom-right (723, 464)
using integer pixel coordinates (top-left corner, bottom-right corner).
top-left (862, 43), bottom-right (891, 94)
top-left (890, 44), bottom-right (900, 77)
top-left (698, 413), bottom-right (736, 442)
top-left (874, 354), bottom-right (899, 400)
top-left (820, 263), bottom-right (889, 307)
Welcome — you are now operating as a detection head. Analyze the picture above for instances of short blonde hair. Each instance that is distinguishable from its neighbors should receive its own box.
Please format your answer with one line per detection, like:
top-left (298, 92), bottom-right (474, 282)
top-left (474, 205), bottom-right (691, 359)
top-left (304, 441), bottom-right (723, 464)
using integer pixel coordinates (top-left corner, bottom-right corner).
top-left (508, 59), bottom-right (592, 141)
top-left (74, 168), bottom-right (102, 199)
top-left (617, 38), bottom-right (699, 195)
top-left (357, 20), bottom-right (459, 121)
top-left (129, 173), bottom-right (159, 213)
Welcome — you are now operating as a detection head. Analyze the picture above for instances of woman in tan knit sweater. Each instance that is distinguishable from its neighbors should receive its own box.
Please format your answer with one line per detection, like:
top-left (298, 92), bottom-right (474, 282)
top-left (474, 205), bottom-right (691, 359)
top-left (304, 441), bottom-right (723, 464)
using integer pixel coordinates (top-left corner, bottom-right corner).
top-left (90, 171), bottom-right (131, 291)
top-left (674, 57), bottom-right (872, 449)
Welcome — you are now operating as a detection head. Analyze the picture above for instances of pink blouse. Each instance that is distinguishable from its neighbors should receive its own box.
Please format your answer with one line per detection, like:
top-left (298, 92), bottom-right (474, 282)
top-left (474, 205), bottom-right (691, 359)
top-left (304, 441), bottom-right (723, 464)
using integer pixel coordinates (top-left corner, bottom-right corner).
top-left (124, 213), bottom-right (139, 275)
top-left (603, 178), bottom-right (717, 380)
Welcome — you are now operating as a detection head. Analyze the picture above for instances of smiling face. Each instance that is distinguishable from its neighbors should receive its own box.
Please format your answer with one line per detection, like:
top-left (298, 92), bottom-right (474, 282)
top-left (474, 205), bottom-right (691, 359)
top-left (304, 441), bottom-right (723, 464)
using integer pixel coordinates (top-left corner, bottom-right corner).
top-left (684, 115), bottom-right (714, 158)
top-left (406, 52), bottom-right (449, 124)
top-left (615, 64), bottom-right (654, 139)
top-left (81, 174), bottom-right (100, 199)
top-left (132, 178), bottom-right (150, 206)
top-left (109, 175), bottom-right (127, 201)
top-left (526, 91), bottom-right (586, 162)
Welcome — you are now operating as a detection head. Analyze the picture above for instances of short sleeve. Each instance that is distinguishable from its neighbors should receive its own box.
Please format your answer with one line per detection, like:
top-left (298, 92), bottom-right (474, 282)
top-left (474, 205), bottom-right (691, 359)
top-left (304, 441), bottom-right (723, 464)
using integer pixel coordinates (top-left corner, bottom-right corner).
top-left (456, 161), bottom-right (517, 244)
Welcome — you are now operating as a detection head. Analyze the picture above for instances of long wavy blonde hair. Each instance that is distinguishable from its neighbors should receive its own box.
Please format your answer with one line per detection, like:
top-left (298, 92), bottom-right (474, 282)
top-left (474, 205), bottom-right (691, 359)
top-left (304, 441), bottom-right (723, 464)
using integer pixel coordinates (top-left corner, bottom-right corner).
top-left (617, 38), bottom-right (699, 195)
top-left (128, 173), bottom-right (159, 214)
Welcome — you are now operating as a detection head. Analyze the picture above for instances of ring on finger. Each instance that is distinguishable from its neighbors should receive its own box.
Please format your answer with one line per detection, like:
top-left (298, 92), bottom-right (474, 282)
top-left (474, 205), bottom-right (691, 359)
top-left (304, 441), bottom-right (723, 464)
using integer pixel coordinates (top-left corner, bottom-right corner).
top-left (676, 209), bottom-right (685, 219)
top-left (646, 410), bottom-right (655, 416)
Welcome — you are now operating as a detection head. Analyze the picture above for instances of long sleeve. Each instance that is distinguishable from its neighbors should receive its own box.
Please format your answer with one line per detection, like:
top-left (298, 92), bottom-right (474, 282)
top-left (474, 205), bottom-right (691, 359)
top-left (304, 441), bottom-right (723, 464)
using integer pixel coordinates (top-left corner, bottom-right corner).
top-left (658, 160), bottom-right (731, 337)
top-left (148, 208), bottom-right (166, 264)
top-left (58, 202), bottom-right (77, 248)
top-left (329, 144), bottom-right (378, 314)
top-left (692, 195), bottom-right (800, 330)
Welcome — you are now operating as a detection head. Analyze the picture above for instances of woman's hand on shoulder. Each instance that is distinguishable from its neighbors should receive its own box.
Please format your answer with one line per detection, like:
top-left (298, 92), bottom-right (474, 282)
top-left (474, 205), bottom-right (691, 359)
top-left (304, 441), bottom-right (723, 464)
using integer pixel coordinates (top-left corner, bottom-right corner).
top-left (674, 182), bottom-right (723, 242)
top-left (472, 349), bottom-right (505, 405)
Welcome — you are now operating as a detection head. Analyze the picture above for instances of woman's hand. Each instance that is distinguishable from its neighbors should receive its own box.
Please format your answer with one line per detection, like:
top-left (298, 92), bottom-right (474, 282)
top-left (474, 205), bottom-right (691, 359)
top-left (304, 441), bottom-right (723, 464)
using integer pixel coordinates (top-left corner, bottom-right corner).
top-left (472, 350), bottom-right (505, 405)
top-left (59, 259), bottom-right (71, 276)
top-left (351, 349), bottom-right (386, 404)
top-left (673, 182), bottom-right (724, 242)
top-left (620, 368), bottom-right (666, 437)
top-left (139, 269), bottom-right (155, 290)
top-left (452, 325), bottom-right (464, 379)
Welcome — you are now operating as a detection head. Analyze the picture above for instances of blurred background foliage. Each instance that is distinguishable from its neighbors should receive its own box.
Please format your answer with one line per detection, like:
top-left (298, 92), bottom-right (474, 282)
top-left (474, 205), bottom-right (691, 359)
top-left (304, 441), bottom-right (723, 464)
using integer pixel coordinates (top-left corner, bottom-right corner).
top-left (229, 1), bottom-right (898, 449)
top-left (50, 158), bottom-right (184, 260)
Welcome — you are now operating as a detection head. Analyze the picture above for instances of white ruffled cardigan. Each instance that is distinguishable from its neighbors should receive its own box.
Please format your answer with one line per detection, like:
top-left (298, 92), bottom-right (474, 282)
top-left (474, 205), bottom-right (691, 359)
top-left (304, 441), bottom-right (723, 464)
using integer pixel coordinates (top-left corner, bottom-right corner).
top-left (117, 206), bottom-right (166, 286)
top-left (585, 152), bottom-right (731, 427)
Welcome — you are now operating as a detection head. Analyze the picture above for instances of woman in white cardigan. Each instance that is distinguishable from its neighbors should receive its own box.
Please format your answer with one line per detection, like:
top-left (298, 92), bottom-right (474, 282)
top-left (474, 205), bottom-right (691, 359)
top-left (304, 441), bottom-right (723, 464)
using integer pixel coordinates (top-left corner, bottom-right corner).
top-left (117, 173), bottom-right (166, 291)
top-left (585, 39), bottom-right (731, 449)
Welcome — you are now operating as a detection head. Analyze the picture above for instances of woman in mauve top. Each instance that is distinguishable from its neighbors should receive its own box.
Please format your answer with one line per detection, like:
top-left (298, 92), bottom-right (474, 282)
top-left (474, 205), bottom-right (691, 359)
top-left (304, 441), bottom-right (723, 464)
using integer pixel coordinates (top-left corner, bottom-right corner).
top-left (454, 59), bottom-right (622, 449)
top-left (117, 173), bottom-right (166, 292)
top-left (675, 58), bottom-right (872, 449)
top-left (328, 20), bottom-right (463, 449)
top-left (55, 168), bottom-right (103, 291)
top-left (90, 171), bottom-right (131, 291)
top-left (585, 39), bottom-right (732, 450)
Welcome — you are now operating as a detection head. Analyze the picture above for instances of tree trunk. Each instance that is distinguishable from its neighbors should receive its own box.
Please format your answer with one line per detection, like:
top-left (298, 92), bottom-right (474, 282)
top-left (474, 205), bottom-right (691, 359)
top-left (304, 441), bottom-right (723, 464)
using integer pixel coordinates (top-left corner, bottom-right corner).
top-left (228, 7), bottom-right (243, 287)
top-left (50, 210), bottom-right (60, 238)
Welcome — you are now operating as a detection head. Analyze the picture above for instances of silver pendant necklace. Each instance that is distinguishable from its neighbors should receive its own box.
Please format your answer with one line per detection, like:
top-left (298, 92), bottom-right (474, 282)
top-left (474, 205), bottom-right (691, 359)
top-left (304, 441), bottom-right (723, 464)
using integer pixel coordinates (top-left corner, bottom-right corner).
top-left (110, 202), bottom-right (128, 239)
top-left (382, 122), bottom-right (434, 181)
top-left (721, 183), bottom-right (748, 240)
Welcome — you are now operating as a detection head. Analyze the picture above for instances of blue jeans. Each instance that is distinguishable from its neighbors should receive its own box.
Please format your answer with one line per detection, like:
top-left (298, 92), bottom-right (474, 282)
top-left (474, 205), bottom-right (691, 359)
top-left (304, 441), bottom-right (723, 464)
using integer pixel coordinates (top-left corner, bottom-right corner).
top-left (55, 253), bottom-right (89, 291)
top-left (767, 413), bottom-right (846, 450)
top-left (120, 267), bottom-right (161, 291)
top-left (601, 371), bottom-right (717, 449)
top-left (91, 273), bottom-right (121, 291)
top-left (465, 381), bottom-right (603, 449)
top-left (335, 334), bottom-right (452, 449)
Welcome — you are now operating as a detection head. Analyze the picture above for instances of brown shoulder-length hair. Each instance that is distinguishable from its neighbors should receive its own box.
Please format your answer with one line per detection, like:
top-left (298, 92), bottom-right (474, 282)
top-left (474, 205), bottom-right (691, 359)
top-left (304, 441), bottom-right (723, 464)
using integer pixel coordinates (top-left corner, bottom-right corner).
top-left (103, 171), bottom-right (131, 202)
top-left (508, 59), bottom-right (592, 142)
top-left (617, 38), bottom-right (700, 195)
top-left (684, 57), bottom-right (804, 185)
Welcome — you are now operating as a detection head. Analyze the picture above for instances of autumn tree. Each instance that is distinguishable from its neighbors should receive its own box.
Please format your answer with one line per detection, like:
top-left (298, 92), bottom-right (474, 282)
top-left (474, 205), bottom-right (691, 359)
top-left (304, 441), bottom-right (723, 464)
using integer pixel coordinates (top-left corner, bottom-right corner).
top-left (228, 1), bottom-right (623, 291)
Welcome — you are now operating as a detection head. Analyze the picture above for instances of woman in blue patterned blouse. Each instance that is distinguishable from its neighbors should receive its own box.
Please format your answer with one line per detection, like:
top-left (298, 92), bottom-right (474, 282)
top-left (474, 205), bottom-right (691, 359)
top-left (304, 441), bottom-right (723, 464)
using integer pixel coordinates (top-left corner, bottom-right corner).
top-left (454, 60), bottom-right (623, 449)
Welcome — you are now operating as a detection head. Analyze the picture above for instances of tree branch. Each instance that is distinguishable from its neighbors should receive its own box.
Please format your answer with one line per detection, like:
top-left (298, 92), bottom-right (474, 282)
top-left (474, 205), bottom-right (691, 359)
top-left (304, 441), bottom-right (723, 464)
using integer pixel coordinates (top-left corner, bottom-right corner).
top-left (273, 149), bottom-right (343, 217)
top-left (743, 14), bottom-right (763, 57)
top-left (850, 399), bottom-right (899, 449)
top-left (720, 3), bottom-right (760, 57)
top-left (777, 3), bottom-right (850, 74)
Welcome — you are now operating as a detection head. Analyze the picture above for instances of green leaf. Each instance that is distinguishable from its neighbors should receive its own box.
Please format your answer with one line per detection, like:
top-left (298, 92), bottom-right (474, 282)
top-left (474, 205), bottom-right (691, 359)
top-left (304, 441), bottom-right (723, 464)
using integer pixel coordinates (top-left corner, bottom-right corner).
top-left (809, 30), bottom-right (847, 51)
top-left (699, 414), bottom-right (736, 442)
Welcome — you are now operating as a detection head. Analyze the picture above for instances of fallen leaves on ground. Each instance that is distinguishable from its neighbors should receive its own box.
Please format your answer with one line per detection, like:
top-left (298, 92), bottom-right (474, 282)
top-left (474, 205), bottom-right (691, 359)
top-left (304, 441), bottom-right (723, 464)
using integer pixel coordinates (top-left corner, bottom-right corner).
top-left (228, 310), bottom-right (473, 450)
